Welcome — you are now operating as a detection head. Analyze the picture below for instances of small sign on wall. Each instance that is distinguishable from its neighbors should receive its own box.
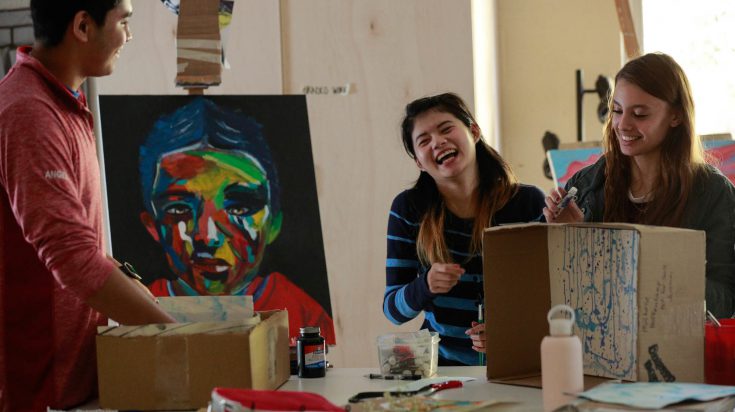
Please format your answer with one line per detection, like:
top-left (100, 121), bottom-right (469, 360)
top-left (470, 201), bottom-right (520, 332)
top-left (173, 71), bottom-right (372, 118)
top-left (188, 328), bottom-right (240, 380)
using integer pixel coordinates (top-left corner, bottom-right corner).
top-left (301, 83), bottom-right (352, 96)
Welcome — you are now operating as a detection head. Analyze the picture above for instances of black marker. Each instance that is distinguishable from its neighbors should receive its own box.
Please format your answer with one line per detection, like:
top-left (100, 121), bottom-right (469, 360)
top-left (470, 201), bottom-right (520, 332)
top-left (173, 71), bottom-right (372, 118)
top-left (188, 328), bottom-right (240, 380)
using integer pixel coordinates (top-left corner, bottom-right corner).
top-left (367, 373), bottom-right (422, 380)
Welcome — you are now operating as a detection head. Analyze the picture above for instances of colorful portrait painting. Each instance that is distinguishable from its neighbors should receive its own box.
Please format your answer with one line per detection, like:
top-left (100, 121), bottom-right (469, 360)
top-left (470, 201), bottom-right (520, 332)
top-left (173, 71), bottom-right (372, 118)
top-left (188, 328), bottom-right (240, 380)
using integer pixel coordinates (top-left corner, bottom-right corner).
top-left (99, 96), bottom-right (336, 344)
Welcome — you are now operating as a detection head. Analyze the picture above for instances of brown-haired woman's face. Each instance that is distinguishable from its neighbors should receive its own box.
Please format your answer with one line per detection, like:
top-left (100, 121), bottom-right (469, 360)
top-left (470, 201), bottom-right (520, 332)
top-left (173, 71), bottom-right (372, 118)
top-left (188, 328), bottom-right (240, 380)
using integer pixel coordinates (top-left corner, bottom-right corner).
top-left (410, 109), bottom-right (480, 183)
top-left (612, 79), bottom-right (680, 160)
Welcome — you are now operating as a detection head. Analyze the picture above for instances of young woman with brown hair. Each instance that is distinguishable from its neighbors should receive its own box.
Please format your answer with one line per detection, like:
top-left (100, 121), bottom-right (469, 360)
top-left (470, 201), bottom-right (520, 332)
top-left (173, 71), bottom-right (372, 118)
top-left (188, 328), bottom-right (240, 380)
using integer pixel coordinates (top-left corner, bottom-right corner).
top-left (544, 52), bottom-right (735, 318)
top-left (383, 93), bottom-right (545, 365)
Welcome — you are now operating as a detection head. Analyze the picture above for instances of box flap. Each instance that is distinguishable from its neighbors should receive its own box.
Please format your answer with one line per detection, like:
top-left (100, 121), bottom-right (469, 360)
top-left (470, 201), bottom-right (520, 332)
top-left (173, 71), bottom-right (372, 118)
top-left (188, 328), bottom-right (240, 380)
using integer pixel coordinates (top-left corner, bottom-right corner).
top-left (484, 224), bottom-right (550, 380)
top-left (249, 310), bottom-right (291, 389)
top-left (635, 229), bottom-right (705, 383)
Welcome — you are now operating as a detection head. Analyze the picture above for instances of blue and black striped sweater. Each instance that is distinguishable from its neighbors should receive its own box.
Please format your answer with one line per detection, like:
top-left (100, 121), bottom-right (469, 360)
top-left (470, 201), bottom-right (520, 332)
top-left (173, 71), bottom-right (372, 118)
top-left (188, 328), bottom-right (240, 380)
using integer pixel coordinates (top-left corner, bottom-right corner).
top-left (384, 184), bottom-right (545, 365)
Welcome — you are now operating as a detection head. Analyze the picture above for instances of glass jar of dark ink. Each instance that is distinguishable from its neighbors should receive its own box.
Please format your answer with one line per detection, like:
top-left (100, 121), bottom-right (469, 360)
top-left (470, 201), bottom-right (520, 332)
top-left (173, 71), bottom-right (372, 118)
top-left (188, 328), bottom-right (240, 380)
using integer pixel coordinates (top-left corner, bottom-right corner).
top-left (297, 326), bottom-right (326, 378)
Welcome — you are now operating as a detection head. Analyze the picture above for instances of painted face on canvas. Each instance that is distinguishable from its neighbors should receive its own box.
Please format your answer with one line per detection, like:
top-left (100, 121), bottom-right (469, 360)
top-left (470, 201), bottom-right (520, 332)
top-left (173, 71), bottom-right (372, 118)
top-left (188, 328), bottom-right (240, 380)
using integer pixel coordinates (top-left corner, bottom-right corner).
top-left (142, 149), bottom-right (274, 295)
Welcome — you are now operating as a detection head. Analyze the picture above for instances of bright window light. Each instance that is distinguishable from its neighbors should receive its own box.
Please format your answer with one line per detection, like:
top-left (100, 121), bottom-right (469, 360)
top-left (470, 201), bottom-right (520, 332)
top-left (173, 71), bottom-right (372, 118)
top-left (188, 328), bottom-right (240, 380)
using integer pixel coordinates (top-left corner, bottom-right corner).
top-left (642, 1), bottom-right (735, 137)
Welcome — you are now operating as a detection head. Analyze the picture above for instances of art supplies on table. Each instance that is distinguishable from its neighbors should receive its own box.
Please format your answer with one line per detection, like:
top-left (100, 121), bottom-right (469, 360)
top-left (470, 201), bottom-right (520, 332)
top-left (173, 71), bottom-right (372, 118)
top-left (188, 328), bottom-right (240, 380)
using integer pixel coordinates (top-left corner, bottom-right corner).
top-left (367, 373), bottom-right (422, 380)
top-left (376, 330), bottom-right (440, 378)
top-left (705, 318), bottom-right (735, 385)
top-left (298, 326), bottom-right (326, 378)
top-left (348, 380), bottom-right (463, 403)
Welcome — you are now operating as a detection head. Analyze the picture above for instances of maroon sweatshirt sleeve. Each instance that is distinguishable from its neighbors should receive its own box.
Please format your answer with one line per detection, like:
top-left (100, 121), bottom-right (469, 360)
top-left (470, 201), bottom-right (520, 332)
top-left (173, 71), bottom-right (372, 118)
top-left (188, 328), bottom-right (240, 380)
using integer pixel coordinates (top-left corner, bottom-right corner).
top-left (0, 99), bottom-right (114, 301)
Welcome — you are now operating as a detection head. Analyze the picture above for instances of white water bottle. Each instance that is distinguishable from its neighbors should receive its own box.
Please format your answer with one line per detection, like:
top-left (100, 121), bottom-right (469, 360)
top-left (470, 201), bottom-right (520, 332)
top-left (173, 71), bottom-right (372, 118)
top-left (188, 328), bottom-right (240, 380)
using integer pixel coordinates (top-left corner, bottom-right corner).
top-left (541, 304), bottom-right (583, 412)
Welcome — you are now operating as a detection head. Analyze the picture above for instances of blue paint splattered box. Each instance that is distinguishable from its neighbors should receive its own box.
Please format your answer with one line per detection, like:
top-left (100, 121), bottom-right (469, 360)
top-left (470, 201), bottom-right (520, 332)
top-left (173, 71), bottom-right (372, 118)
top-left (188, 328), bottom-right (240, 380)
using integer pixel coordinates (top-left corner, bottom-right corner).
top-left (482, 223), bottom-right (705, 385)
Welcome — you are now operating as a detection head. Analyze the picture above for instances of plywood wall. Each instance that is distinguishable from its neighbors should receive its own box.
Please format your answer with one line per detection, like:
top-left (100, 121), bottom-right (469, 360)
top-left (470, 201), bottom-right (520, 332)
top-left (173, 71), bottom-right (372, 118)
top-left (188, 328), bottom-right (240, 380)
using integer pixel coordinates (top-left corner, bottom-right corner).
top-left (279, 0), bottom-right (474, 367)
top-left (94, 0), bottom-right (629, 368)
top-left (495, 0), bottom-right (623, 192)
top-left (96, 0), bottom-right (282, 94)
top-left (95, 0), bottom-right (474, 368)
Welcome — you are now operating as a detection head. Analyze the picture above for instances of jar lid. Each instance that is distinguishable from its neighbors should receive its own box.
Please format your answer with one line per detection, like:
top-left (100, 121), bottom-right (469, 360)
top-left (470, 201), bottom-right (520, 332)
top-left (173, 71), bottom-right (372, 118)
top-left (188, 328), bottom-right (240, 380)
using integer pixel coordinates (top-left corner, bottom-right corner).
top-left (300, 326), bottom-right (321, 335)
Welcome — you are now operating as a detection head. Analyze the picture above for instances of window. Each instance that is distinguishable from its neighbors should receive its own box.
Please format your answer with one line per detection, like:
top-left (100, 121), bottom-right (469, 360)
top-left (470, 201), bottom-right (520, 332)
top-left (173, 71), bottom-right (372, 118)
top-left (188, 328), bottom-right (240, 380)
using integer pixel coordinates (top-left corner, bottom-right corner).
top-left (643, 1), bottom-right (735, 137)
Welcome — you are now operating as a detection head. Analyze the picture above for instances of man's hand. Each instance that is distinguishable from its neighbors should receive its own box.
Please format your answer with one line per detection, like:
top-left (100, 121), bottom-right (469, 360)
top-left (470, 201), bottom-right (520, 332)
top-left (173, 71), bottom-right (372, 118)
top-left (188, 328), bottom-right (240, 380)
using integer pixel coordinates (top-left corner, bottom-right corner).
top-left (427, 263), bottom-right (464, 294)
top-left (88, 265), bottom-right (175, 325)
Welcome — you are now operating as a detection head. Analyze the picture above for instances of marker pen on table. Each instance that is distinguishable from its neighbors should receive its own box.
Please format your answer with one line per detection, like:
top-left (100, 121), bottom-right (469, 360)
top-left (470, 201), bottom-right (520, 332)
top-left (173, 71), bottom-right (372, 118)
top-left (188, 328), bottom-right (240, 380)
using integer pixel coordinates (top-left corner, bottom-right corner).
top-left (367, 373), bottom-right (421, 380)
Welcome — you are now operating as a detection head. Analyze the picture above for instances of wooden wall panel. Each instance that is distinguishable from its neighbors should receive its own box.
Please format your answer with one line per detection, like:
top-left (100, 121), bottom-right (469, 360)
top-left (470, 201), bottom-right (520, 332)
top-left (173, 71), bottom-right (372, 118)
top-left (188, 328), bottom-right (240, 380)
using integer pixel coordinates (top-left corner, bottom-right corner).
top-left (95, 0), bottom-right (282, 94)
top-left (94, 0), bottom-right (475, 369)
top-left (496, 0), bottom-right (622, 192)
top-left (280, 0), bottom-right (474, 367)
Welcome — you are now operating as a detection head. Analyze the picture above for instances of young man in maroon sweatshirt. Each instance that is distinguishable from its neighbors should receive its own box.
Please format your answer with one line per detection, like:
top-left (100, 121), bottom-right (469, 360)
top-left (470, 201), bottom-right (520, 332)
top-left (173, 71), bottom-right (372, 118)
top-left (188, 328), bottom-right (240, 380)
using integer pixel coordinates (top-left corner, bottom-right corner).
top-left (0, 1), bottom-right (175, 410)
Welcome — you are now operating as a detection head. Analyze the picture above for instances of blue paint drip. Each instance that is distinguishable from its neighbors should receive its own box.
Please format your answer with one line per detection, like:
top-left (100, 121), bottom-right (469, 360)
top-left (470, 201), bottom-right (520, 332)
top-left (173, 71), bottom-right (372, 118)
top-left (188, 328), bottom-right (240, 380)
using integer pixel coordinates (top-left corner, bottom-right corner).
top-left (560, 226), bottom-right (638, 379)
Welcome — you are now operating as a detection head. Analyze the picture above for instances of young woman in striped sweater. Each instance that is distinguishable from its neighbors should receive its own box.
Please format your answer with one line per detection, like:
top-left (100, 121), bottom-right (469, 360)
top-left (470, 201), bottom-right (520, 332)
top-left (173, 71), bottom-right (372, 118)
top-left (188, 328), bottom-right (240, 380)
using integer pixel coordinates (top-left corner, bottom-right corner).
top-left (383, 93), bottom-right (545, 365)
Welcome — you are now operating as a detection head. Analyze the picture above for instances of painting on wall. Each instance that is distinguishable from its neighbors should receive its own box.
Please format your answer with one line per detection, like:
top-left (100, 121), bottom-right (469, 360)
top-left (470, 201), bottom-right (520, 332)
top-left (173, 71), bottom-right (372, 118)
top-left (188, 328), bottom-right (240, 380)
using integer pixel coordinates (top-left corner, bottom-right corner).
top-left (547, 139), bottom-right (735, 189)
top-left (98, 95), bottom-right (336, 344)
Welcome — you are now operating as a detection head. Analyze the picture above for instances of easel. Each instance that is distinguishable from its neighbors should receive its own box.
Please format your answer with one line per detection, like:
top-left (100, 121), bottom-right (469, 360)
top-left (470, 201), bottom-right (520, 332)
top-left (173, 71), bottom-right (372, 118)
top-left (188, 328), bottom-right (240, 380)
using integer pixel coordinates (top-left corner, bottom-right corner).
top-left (176, 0), bottom-right (222, 95)
top-left (613, 0), bottom-right (641, 60)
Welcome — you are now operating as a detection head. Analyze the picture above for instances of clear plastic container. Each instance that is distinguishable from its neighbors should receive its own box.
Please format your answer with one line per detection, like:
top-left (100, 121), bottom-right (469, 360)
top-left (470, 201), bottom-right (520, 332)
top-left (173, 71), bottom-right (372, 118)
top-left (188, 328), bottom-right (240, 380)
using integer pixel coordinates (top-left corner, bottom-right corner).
top-left (376, 330), bottom-right (440, 377)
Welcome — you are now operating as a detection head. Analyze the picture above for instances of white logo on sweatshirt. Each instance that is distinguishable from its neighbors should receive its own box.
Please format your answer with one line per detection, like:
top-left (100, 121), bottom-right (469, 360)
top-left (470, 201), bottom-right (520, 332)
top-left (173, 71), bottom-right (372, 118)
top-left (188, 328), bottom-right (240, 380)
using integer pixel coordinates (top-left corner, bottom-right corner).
top-left (45, 170), bottom-right (69, 180)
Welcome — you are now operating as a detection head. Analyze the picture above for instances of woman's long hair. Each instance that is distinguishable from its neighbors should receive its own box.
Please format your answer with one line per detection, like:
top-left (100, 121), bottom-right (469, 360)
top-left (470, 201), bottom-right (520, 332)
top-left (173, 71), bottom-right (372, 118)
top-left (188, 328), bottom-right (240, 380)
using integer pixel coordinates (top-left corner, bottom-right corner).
top-left (602, 53), bottom-right (705, 226)
top-left (400, 93), bottom-right (518, 266)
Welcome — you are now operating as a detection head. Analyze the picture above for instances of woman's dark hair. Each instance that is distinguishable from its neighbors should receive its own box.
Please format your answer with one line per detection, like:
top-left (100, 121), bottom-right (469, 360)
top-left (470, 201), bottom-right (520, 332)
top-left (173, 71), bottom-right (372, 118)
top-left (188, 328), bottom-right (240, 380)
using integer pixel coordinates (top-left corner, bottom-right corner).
top-left (602, 52), bottom-right (704, 226)
top-left (400, 93), bottom-right (518, 265)
top-left (31, 0), bottom-right (121, 47)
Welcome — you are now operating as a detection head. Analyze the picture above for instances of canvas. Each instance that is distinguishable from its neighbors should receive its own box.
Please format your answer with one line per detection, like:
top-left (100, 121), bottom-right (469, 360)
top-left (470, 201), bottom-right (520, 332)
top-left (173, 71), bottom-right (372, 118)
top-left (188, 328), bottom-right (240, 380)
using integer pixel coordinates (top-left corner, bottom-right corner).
top-left (547, 140), bottom-right (735, 189)
top-left (98, 95), bottom-right (336, 344)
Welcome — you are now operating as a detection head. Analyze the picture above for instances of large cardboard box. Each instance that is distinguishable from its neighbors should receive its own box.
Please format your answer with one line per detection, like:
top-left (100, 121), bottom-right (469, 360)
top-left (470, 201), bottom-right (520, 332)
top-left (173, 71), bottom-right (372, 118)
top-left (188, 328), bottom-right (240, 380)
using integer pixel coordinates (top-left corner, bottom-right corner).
top-left (483, 223), bottom-right (705, 385)
top-left (97, 310), bottom-right (290, 410)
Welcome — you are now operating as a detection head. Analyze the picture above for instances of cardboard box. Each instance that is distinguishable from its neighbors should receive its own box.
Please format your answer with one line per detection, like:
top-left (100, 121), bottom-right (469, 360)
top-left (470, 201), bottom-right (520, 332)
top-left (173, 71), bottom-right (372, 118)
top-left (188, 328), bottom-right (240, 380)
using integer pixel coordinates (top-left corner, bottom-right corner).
top-left (175, 0), bottom-right (222, 87)
top-left (483, 223), bottom-right (705, 385)
top-left (97, 310), bottom-right (290, 410)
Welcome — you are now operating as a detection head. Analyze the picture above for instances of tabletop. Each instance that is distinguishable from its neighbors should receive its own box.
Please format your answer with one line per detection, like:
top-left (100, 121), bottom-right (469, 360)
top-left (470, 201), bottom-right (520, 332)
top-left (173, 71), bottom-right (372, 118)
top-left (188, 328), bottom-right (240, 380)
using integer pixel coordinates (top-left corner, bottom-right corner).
top-left (281, 366), bottom-right (543, 411)
top-left (70, 366), bottom-right (543, 411)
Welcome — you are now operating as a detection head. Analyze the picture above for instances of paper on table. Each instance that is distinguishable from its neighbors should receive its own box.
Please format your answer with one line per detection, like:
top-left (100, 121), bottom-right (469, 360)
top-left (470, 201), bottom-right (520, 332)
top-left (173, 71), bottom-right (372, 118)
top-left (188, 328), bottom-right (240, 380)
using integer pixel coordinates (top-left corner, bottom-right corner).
top-left (158, 295), bottom-right (254, 322)
top-left (578, 383), bottom-right (735, 409)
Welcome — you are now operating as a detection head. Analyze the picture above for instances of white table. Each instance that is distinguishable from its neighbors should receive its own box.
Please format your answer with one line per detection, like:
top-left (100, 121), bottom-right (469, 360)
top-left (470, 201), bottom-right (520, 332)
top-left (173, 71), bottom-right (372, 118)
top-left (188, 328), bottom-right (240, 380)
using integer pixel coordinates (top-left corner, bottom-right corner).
top-left (73, 367), bottom-right (542, 411)
top-left (281, 366), bottom-right (543, 411)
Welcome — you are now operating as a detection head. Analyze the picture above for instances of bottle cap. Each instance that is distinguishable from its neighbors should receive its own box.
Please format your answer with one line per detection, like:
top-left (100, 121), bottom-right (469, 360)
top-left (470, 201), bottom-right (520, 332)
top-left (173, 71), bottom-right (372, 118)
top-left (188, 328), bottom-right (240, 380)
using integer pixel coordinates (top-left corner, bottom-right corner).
top-left (547, 304), bottom-right (575, 336)
top-left (300, 326), bottom-right (321, 335)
